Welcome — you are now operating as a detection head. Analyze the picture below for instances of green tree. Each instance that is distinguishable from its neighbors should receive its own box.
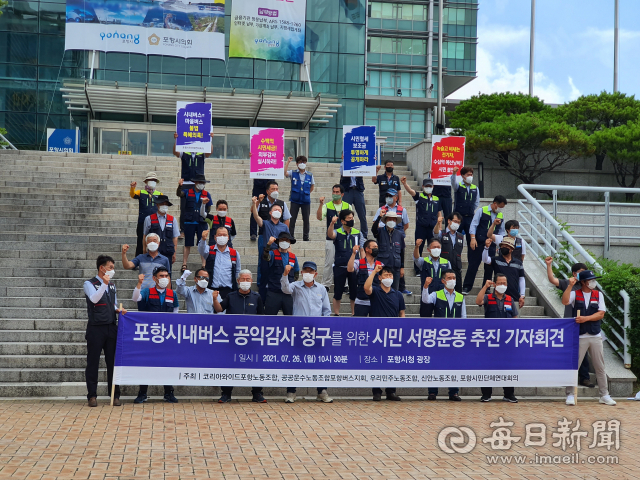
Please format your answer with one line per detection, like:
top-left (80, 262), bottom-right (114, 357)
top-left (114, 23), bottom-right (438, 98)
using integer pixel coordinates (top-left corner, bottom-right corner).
top-left (0, 0), bottom-right (7, 16)
top-left (558, 91), bottom-right (640, 170)
top-left (465, 111), bottom-right (595, 185)
top-left (0, 127), bottom-right (8, 148)
top-left (594, 121), bottom-right (640, 201)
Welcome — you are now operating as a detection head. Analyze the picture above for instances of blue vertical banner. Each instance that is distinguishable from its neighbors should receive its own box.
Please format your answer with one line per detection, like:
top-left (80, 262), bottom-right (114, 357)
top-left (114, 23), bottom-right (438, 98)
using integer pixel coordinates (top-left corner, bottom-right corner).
top-left (46, 128), bottom-right (79, 153)
top-left (342, 125), bottom-right (376, 176)
top-left (175, 101), bottom-right (212, 153)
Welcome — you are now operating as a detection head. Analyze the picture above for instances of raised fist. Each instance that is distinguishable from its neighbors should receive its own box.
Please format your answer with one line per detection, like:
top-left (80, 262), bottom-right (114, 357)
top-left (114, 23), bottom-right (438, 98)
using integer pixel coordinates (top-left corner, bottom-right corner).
top-left (130, 181), bottom-right (137, 189)
top-left (258, 194), bottom-right (265, 201)
top-left (137, 273), bottom-right (145, 284)
top-left (319, 196), bottom-right (325, 205)
top-left (352, 245), bottom-right (359, 254)
top-left (201, 197), bottom-right (210, 204)
top-left (267, 236), bottom-right (277, 245)
top-left (122, 244), bottom-right (130, 254)
top-left (484, 280), bottom-right (494, 289)
top-left (415, 239), bottom-right (423, 247)
top-left (544, 256), bottom-right (553, 266)
top-left (485, 238), bottom-right (492, 248)
top-left (568, 276), bottom-right (578, 287)
top-left (424, 277), bottom-right (433, 288)
top-left (374, 264), bottom-right (383, 273)
top-left (202, 230), bottom-right (210, 241)
top-left (283, 265), bottom-right (293, 276)
top-left (401, 176), bottom-right (407, 184)
top-left (331, 216), bottom-right (338, 225)
top-left (174, 132), bottom-right (178, 139)
top-left (453, 167), bottom-right (460, 175)
top-left (178, 178), bottom-right (184, 186)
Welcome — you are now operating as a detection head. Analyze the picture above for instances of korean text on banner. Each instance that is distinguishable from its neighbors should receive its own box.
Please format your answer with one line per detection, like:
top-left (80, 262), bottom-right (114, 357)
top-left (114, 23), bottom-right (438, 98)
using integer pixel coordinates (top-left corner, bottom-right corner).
top-left (430, 135), bottom-right (466, 186)
top-left (250, 127), bottom-right (285, 179)
top-left (229, 0), bottom-right (306, 63)
top-left (115, 312), bottom-right (579, 388)
top-left (342, 125), bottom-right (377, 177)
top-left (64, 0), bottom-right (225, 59)
top-left (175, 102), bottom-right (212, 153)
top-left (46, 128), bottom-right (79, 153)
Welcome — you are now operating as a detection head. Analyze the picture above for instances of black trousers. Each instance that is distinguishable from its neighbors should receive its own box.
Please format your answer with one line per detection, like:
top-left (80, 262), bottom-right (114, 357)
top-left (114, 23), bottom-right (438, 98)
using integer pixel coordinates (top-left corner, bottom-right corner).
top-left (481, 387), bottom-right (515, 398)
top-left (439, 197), bottom-right (452, 219)
top-left (460, 214), bottom-right (473, 245)
top-left (399, 247), bottom-right (406, 292)
top-left (250, 214), bottom-right (258, 237)
top-left (135, 221), bottom-right (145, 257)
top-left (463, 242), bottom-right (494, 292)
top-left (414, 224), bottom-right (436, 273)
top-left (287, 387), bottom-right (326, 393)
top-left (372, 388), bottom-right (396, 394)
top-left (211, 286), bottom-right (233, 302)
top-left (353, 303), bottom-right (371, 317)
top-left (221, 386), bottom-right (263, 395)
top-left (85, 323), bottom-right (120, 400)
top-left (265, 290), bottom-right (293, 316)
top-left (138, 385), bottom-right (174, 395)
top-left (289, 203), bottom-right (311, 240)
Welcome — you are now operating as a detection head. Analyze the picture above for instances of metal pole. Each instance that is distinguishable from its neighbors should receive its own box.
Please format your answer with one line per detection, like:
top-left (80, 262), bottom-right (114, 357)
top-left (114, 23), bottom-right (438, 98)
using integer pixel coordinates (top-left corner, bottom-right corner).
top-left (614, 0), bottom-right (619, 93)
top-left (529, 0), bottom-right (535, 95)
top-left (604, 191), bottom-right (610, 258)
top-left (89, 51), bottom-right (96, 80)
top-left (552, 189), bottom-right (558, 250)
top-left (436, 0), bottom-right (444, 131)
top-left (426, 0), bottom-right (434, 140)
top-left (620, 290), bottom-right (631, 368)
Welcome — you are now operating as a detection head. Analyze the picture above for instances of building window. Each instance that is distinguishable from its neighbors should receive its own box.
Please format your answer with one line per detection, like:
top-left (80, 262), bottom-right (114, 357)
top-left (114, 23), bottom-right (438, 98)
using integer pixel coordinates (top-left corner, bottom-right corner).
top-left (365, 107), bottom-right (426, 151)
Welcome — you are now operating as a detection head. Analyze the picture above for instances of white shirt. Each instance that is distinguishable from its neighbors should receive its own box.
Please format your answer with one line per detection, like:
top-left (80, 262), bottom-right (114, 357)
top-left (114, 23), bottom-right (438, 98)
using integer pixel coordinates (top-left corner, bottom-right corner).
top-left (568, 289), bottom-right (606, 338)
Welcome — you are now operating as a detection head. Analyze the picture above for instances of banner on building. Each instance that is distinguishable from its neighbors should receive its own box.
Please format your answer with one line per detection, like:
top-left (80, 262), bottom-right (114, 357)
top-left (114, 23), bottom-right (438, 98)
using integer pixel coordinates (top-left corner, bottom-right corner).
top-left (342, 125), bottom-right (376, 177)
top-left (64, 0), bottom-right (225, 59)
top-left (175, 102), bottom-right (212, 153)
top-left (430, 135), bottom-right (466, 186)
top-left (229, 0), bottom-right (306, 63)
top-left (115, 312), bottom-right (579, 387)
top-left (250, 127), bottom-right (285, 179)
top-left (47, 128), bottom-right (80, 153)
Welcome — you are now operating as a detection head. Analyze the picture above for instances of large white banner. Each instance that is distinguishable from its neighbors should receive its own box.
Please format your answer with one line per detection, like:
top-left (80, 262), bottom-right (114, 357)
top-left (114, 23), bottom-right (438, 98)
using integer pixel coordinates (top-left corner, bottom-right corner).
top-left (64, 0), bottom-right (226, 59)
top-left (229, 0), bottom-right (306, 63)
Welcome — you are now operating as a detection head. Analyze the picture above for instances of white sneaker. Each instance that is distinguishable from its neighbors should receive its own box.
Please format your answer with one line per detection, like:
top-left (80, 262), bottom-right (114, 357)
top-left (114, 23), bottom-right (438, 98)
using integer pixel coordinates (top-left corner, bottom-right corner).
top-left (316, 389), bottom-right (334, 403)
top-left (599, 395), bottom-right (617, 406)
top-left (285, 392), bottom-right (296, 403)
top-left (565, 394), bottom-right (575, 406)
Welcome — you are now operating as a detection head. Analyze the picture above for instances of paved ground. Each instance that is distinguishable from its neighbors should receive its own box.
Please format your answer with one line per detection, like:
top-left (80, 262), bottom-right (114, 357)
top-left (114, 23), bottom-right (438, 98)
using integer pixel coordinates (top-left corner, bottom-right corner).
top-left (0, 398), bottom-right (638, 479)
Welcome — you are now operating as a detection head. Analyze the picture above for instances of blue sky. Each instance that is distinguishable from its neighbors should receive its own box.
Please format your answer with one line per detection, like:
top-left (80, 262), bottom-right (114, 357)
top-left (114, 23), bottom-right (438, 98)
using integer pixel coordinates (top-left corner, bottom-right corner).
top-left (455, 0), bottom-right (640, 104)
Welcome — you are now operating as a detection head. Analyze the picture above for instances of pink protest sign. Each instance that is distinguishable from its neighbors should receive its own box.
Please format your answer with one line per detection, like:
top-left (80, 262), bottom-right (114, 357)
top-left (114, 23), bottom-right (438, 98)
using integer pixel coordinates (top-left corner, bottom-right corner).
top-left (250, 127), bottom-right (285, 179)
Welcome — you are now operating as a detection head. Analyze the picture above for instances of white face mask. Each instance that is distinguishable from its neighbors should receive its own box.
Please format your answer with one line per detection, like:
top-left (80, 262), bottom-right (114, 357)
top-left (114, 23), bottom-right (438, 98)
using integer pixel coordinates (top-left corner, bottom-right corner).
top-left (381, 278), bottom-right (394, 288)
top-left (445, 279), bottom-right (456, 290)
top-left (157, 278), bottom-right (170, 289)
top-left (430, 248), bottom-right (441, 258)
top-left (216, 236), bottom-right (229, 246)
top-left (494, 206), bottom-right (503, 213)
top-left (298, 163), bottom-right (306, 170)
top-left (270, 190), bottom-right (279, 200)
top-left (450, 222), bottom-right (460, 231)
top-left (158, 205), bottom-right (169, 214)
top-left (105, 269), bottom-right (115, 279)
top-left (279, 241), bottom-right (290, 250)
top-left (239, 281), bottom-right (252, 291)
top-left (425, 187), bottom-right (433, 194)
top-left (464, 175), bottom-right (473, 184)
top-left (217, 210), bottom-right (227, 217)
top-left (195, 183), bottom-right (205, 191)
top-left (385, 197), bottom-right (394, 206)
top-left (495, 285), bottom-right (508, 294)
top-left (147, 242), bottom-right (159, 252)
top-left (587, 280), bottom-right (597, 290)
top-left (302, 273), bottom-right (315, 283)
top-left (197, 279), bottom-right (209, 289)
top-left (386, 220), bottom-right (396, 229)
top-left (146, 181), bottom-right (157, 189)
top-left (272, 210), bottom-right (282, 219)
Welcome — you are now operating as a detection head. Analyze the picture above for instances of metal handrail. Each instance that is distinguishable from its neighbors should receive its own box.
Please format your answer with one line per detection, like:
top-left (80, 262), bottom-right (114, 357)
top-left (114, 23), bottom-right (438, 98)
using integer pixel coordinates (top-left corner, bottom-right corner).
top-left (517, 184), bottom-right (636, 368)
top-left (0, 133), bottom-right (17, 150)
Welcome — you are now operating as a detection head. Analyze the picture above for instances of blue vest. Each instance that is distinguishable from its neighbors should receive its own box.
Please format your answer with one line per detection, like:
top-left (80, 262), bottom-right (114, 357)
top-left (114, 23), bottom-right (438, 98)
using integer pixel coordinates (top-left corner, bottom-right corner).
top-left (183, 187), bottom-right (209, 223)
top-left (267, 251), bottom-right (296, 293)
top-left (333, 227), bottom-right (360, 268)
top-left (433, 289), bottom-right (464, 318)
top-left (290, 171), bottom-right (312, 205)
top-left (137, 189), bottom-right (161, 222)
top-left (454, 183), bottom-right (478, 217)
top-left (484, 293), bottom-right (515, 318)
top-left (180, 152), bottom-right (205, 182)
top-left (148, 213), bottom-right (176, 257)
top-left (415, 193), bottom-right (441, 227)
top-left (475, 206), bottom-right (503, 242)
top-left (356, 258), bottom-right (382, 301)
top-left (574, 289), bottom-right (602, 335)
top-left (420, 257), bottom-right (450, 294)
top-left (138, 287), bottom-right (176, 312)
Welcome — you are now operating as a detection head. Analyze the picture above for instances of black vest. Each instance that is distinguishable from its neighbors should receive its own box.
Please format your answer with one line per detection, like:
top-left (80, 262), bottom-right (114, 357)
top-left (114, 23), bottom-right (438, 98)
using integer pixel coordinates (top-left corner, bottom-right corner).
top-left (138, 287), bottom-right (176, 312)
top-left (454, 183), bottom-right (478, 217)
top-left (483, 293), bottom-right (515, 318)
top-left (333, 227), bottom-right (360, 268)
top-left (433, 289), bottom-right (464, 318)
top-left (356, 258), bottom-right (382, 301)
top-left (85, 277), bottom-right (117, 326)
top-left (375, 226), bottom-right (403, 269)
top-left (441, 230), bottom-right (464, 272)
top-left (180, 152), bottom-right (205, 182)
top-left (475, 206), bottom-right (503, 242)
top-left (420, 257), bottom-right (450, 294)
top-left (415, 193), bottom-right (441, 227)
top-left (511, 237), bottom-right (523, 261)
top-left (205, 246), bottom-right (238, 291)
top-left (148, 213), bottom-right (176, 257)
top-left (137, 189), bottom-right (161, 222)
top-left (267, 250), bottom-right (296, 293)
top-left (257, 198), bottom-right (285, 235)
top-left (573, 289), bottom-right (602, 335)
top-left (183, 187), bottom-right (209, 223)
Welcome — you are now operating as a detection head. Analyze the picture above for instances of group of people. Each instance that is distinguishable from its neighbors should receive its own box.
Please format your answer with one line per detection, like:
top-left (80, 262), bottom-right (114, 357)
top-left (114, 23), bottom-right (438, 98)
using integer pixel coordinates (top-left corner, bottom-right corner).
top-left (83, 139), bottom-right (613, 407)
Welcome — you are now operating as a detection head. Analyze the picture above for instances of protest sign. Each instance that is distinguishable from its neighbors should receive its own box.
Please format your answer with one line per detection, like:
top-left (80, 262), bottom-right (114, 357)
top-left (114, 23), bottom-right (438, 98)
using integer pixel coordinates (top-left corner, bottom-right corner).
top-left (430, 135), bottom-right (466, 185)
top-left (342, 125), bottom-right (376, 177)
top-left (250, 127), bottom-right (285, 179)
top-left (175, 102), bottom-right (212, 153)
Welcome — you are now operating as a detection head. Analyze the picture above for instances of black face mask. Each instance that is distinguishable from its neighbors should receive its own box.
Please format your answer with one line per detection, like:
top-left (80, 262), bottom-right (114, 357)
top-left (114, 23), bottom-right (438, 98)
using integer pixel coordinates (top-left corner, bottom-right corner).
top-left (386, 167), bottom-right (394, 173)
top-left (370, 248), bottom-right (379, 258)
top-left (344, 219), bottom-right (355, 228)
top-left (500, 247), bottom-right (511, 256)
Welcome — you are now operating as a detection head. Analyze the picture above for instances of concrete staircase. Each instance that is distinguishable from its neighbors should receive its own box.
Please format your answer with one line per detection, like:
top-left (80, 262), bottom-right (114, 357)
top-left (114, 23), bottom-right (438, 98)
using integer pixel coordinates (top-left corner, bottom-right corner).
top-left (0, 149), bottom-right (592, 400)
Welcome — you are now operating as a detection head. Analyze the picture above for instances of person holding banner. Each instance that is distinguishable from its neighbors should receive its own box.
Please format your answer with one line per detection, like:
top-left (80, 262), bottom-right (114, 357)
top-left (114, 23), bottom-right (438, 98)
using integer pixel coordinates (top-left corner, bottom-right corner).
top-left (327, 210), bottom-right (365, 316)
top-left (130, 172), bottom-right (162, 257)
top-left (348, 239), bottom-right (381, 317)
top-left (176, 174), bottom-right (212, 272)
top-left (132, 266), bottom-right (179, 404)
top-left (422, 270), bottom-right (465, 401)
top-left (280, 261), bottom-right (332, 403)
top-left (285, 156), bottom-right (315, 241)
top-left (562, 271), bottom-right (616, 406)
top-left (475, 275), bottom-right (519, 403)
top-left (371, 211), bottom-right (405, 291)
top-left (451, 166), bottom-right (479, 246)
top-left (83, 255), bottom-right (125, 407)
top-left (400, 176), bottom-right (442, 275)
top-left (373, 161), bottom-right (402, 207)
top-left (317, 185), bottom-right (351, 287)
top-left (250, 179), bottom-right (274, 241)
top-left (142, 195), bottom-right (179, 274)
top-left (462, 196), bottom-right (507, 295)
top-left (198, 227), bottom-right (241, 301)
top-left (433, 212), bottom-right (465, 293)
top-left (414, 238), bottom-right (450, 317)
top-left (262, 232), bottom-right (299, 316)
top-left (175, 269), bottom-right (215, 314)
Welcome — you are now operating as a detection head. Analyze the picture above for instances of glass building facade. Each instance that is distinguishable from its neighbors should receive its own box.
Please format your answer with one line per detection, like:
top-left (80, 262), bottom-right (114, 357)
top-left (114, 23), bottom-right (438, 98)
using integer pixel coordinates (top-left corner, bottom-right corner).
top-left (0, 0), bottom-right (475, 161)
